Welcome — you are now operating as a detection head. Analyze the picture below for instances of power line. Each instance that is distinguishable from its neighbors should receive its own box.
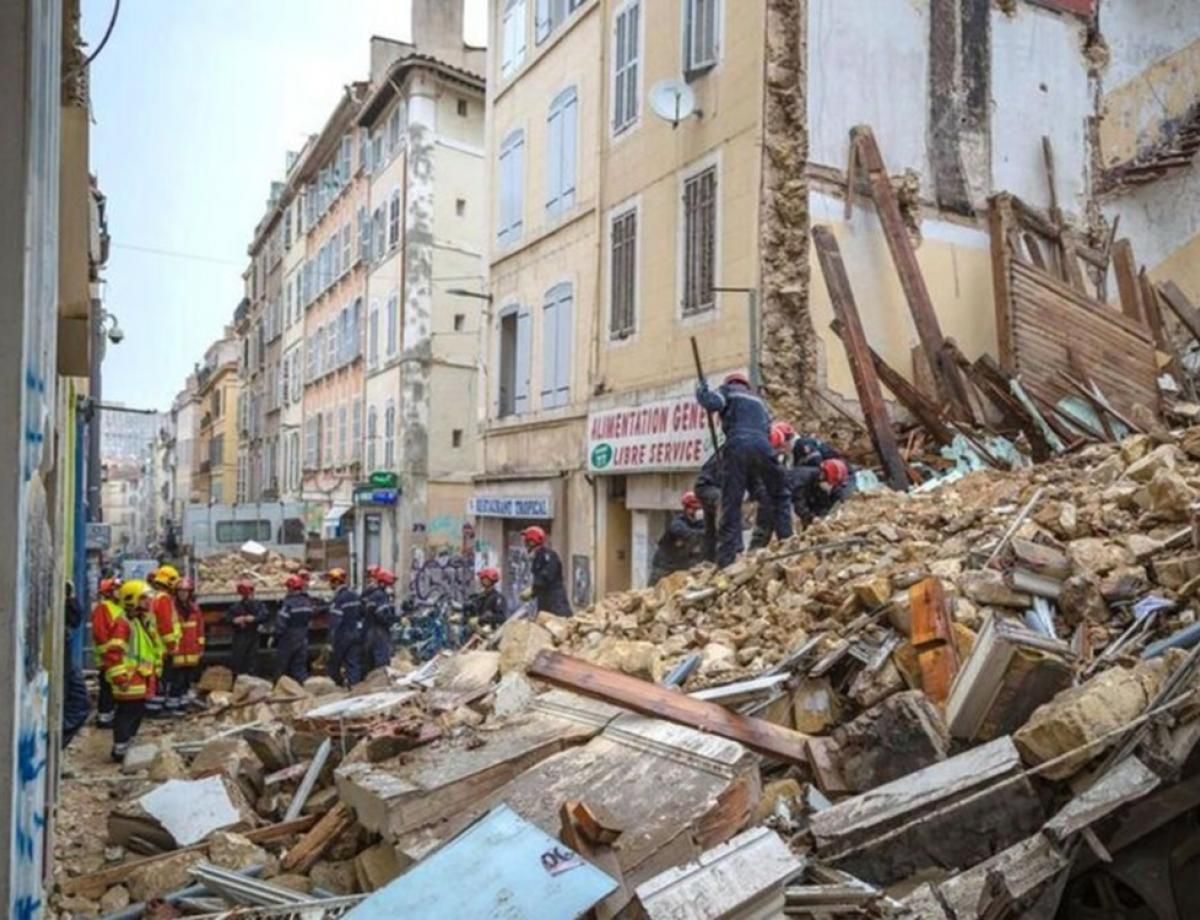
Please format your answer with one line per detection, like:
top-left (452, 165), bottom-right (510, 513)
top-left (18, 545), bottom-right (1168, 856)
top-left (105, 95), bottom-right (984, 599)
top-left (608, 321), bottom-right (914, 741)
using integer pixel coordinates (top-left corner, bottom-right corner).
top-left (111, 242), bottom-right (244, 267)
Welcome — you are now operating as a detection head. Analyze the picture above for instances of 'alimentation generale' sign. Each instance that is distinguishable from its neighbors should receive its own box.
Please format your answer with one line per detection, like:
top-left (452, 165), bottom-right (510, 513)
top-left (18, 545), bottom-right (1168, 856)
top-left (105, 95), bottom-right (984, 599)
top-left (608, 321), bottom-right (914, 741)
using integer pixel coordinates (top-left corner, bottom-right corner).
top-left (587, 392), bottom-right (720, 474)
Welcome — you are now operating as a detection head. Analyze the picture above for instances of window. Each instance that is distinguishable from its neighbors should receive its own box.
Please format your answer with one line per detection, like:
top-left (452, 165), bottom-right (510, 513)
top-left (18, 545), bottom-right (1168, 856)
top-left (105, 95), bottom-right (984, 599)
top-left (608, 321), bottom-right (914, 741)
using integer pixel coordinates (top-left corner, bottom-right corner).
top-left (339, 306), bottom-right (352, 366)
top-left (341, 223), bottom-right (352, 276)
top-left (541, 283), bottom-right (573, 408)
top-left (455, 198), bottom-right (466, 217)
top-left (304, 417), bottom-right (318, 470)
top-left (351, 399), bottom-right (362, 463)
top-left (284, 208), bottom-right (293, 249)
top-left (337, 405), bottom-right (348, 465)
top-left (610, 207), bottom-right (637, 338)
top-left (501, 0), bottom-right (527, 77)
top-left (387, 106), bottom-right (403, 154)
top-left (314, 326), bottom-right (326, 377)
top-left (682, 165), bottom-right (717, 316)
top-left (546, 87), bottom-right (578, 219)
top-left (281, 355), bottom-right (290, 407)
top-left (684, 0), bottom-right (719, 75)
top-left (498, 129), bottom-right (525, 245)
top-left (456, 98), bottom-right (468, 117)
top-left (323, 410), bottom-right (334, 468)
top-left (371, 134), bottom-right (383, 175)
top-left (215, 520), bottom-right (272, 544)
top-left (384, 402), bottom-right (396, 469)
top-left (353, 297), bottom-right (363, 358)
top-left (388, 189), bottom-right (401, 250)
top-left (291, 348), bottom-right (302, 401)
top-left (386, 293), bottom-right (399, 356)
top-left (326, 318), bottom-right (338, 370)
top-left (359, 127), bottom-right (370, 176)
top-left (536, 0), bottom-right (585, 43)
top-left (357, 206), bottom-right (369, 263)
top-left (452, 429), bottom-right (463, 448)
top-left (285, 281), bottom-right (294, 327)
top-left (454, 313), bottom-right (465, 332)
top-left (368, 303), bottom-right (380, 369)
top-left (305, 336), bottom-right (318, 385)
top-left (372, 207), bottom-right (386, 264)
top-left (290, 431), bottom-right (301, 490)
top-left (498, 307), bottom-right (531, 417)
top-left (366, 405), bottom-right (378, 470)
top-left (613, 1), bottom-right (640, 133)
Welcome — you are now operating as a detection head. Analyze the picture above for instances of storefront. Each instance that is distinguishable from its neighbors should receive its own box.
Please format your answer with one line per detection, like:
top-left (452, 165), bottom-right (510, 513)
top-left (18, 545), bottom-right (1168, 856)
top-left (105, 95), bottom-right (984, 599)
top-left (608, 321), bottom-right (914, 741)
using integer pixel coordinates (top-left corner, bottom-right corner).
top-left (587, 384), bottom-right (720, 592)
top-left (468, 484), bottom-right (560, 608)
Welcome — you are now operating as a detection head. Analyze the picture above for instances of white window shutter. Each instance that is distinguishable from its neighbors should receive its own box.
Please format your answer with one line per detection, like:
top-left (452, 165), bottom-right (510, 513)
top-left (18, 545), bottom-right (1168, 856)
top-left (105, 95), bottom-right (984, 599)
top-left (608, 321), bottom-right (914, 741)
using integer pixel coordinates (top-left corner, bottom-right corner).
top-left (515, 309), bottom-right (532, 414)
top-left (535, 0), bottom-right (550, 42)
top-left (562, 94), bottom-right (577, 208)
top-left (546, 109), bottom-right (562, 214)
top-left (541, 297), bottom-right (557, 406)
top-left (555, 286), bottom-right (573, 403)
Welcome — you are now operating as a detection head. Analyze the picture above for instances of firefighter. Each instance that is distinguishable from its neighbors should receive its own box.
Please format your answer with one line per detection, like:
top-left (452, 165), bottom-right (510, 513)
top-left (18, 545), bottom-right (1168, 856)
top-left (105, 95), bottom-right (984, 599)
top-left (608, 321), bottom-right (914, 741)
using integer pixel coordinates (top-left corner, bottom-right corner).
top-left (693, 451), bottom-right (722, 564)
top-left (106, 580), bottom-right (162, 762)
top-left (793, 433), bottom-right (844, 468)
top-left (171, 578), bottom-right (205, 711)
top-left (275, 574), bottom-right (315, 683)
top-left (226, 581), bottom-right (266, 678)
top-left (463, 567), bottom-right (508, 635)
top-left (63, 582), bottom-right (91, 748)
top-left (90, 577), bottom-right (123, 728)
top-left (649, 492), bottom-right (707, 583)
top-left (326, 568), bottom-right (363, 687)
top-left (519, 526), bottom-right (572, 617)
top-left (696, 372), bottom-right (793, 566)
top-left (789, 458), bottom-right (854, 527)
top-left (362, 569), bottom-right (397, 673)
top-left (147, 565), bottom-right (183, 718)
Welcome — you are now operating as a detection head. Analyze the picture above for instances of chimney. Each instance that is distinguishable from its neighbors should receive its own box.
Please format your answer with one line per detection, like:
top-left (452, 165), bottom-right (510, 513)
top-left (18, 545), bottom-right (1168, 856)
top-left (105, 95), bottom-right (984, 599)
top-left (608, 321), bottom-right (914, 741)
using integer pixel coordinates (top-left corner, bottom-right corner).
top-left (412, 0), bottom-right (464, 58)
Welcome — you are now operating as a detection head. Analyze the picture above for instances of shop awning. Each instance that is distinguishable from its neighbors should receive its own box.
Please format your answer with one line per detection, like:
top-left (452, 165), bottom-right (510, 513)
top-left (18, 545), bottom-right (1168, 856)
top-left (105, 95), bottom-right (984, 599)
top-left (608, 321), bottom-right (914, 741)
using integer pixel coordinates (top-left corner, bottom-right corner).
top-left (322, 502), bottom-right (353, 537)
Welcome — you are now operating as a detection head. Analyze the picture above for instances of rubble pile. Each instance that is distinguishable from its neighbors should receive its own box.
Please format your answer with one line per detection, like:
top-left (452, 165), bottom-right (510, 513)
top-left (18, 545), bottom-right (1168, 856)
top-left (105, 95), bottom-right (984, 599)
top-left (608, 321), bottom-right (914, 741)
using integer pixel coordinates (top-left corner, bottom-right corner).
top-left (195, 550), bottom-right (304, 594)
top-left (52, 429), bottom-right (1200, 918)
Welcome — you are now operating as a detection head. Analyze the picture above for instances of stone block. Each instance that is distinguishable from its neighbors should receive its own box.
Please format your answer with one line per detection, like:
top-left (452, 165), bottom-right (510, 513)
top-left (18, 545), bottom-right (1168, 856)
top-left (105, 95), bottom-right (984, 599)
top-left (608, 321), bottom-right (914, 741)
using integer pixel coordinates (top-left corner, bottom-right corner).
top-left (831, 690), bottom-right (950, 793)
top-left (497, 620), bottom-right (555, 676)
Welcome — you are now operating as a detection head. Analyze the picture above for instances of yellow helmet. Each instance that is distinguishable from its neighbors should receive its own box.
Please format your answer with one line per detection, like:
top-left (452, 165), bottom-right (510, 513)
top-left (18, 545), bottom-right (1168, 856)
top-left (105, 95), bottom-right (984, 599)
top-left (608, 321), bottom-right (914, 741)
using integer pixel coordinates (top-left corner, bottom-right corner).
top-left (153, 564), bottom-right (181, 589)
top-left (117, 579), bottom-right (151, 611)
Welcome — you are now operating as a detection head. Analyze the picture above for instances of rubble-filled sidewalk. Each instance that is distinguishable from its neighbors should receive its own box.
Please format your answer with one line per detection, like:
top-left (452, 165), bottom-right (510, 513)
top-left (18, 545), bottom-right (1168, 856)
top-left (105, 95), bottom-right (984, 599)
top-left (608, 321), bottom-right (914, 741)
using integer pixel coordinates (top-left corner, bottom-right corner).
top-left (52, 430), bottom-right (1200, 919)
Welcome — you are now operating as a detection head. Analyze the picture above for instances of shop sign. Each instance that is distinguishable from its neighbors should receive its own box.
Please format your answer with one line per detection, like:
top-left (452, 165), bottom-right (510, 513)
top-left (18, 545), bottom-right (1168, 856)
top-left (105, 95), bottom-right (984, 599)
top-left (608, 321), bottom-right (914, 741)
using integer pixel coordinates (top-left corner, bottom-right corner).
top-left (468, 495), bottom-right (553, 519)
top-left (587, 392), bottom-right (719, 473)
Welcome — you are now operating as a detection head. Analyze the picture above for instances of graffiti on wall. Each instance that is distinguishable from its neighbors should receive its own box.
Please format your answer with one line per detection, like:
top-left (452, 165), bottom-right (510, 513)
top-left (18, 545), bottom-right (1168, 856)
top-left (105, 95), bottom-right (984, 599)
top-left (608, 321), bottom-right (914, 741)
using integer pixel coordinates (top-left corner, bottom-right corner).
top-left (505, 542), bottom-right (533, 609)
top-left (408, 550), bottom-right (476, 606)
top-left (571, 555), bottom-right (592, 609)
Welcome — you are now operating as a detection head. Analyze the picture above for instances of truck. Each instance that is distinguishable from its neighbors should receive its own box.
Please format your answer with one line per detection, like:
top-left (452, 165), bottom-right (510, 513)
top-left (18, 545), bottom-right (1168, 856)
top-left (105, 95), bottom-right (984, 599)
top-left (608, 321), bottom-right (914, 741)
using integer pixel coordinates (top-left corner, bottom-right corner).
top-left (182, 502), bottom-right (308, 559)
top-left (194, 583), bottom-right (333, 675)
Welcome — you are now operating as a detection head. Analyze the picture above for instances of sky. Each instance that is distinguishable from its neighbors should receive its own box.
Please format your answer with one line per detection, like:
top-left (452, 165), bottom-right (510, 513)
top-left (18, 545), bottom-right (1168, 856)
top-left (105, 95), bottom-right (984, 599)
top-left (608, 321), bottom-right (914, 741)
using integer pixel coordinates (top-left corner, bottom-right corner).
top-left (83, 0), bottom-right (488, 410)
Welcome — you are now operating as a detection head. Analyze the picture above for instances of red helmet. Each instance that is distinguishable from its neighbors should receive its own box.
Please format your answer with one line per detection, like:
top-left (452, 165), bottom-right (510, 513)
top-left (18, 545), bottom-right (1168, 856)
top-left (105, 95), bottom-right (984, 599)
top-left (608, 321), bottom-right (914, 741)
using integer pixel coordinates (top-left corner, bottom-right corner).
top-left (285, 574), bottom-right (305, 591)
top-left (769, 422), bottom-right (794, 450)
top-left (298, 568), bottom-right (312, 583)
top-left (374, 568), bottom-right (397, 587)
top-left (235, 581), bottom-right (255, 597)
top-left (99, 577), bottom-right (120, 598)
top-left (478, 567), bottom-right (500, 586)
top-left (521, 526), bottom-right (546, 547)
top-left (723, 372), bottom-right (750, 388)
top-left (821, 458), bottom-right (850, 489)
top-left (681, 491), bottom-right (701, 511)
top-left (326, 568), bottom-right (347, 586)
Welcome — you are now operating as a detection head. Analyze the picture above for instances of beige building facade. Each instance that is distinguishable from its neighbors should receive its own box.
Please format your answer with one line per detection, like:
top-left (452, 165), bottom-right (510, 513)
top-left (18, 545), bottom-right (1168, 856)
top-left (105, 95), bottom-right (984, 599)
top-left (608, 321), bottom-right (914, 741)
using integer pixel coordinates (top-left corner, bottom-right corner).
top-left (194, 334), bottom-right (240, 504)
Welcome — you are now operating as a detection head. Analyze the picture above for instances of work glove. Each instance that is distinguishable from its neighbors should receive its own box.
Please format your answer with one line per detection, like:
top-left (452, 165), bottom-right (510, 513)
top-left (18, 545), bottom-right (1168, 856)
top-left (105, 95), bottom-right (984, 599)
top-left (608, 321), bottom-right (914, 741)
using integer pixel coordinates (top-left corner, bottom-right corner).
top-left (519, 587), bottom-right (533, 602)
top-left (695, 383), bottom-right (710, 401)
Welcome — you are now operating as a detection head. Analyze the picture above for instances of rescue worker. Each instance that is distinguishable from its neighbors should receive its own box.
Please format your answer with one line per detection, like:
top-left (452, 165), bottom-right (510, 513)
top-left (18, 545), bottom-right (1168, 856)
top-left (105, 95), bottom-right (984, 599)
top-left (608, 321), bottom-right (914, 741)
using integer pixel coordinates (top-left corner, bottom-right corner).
top-left (226, 581), bottom-right (266, 678)
top-left (106, 580), bottom-right (162, 762)
top-left (793, 433), bottom-right (844, 468)
top-left (362, 569), bottom-right (397, 673)
top-left (789, 458), bottom-right (853, 527)
top-left (693, 451), bottom-right (723, 564)
top-left (170, 578), bottom-right (205, 711)
top-left (275, 574), bottom-right (315, 683)
top-left (147, 565), bottom-right (183, 718)
top-left (326, 568), bottom-right (363, 687)
top-left (519, 526), bottom-right (572, 617)
top-left (770, 421), bottom-right (798, 465)
top-left (463, 567), bottom-right (508, 634)
top-left (63, 582), bottom-right (91, 748)
top-left (696, 372), bottom-right (793, 566)
top-left (90, 577), bottom-right (123, 728)
top-left (649, 492), bottom-right (707, 583)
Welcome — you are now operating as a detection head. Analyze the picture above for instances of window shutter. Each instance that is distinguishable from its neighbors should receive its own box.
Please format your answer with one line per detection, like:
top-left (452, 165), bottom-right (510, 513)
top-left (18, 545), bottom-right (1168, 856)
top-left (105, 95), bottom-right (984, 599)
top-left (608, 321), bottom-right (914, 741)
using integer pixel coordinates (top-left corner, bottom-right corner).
top-left (541, 296), bottom-right (557, 406)
top-left (555, 287), bottom-right (573, 403)
top-left (626, 7), bottom-right (639, 123)
top-left (562, 93), bottom-right (577, 208)
top-left (546, 107), bottom-right (562, 215)
top-left (515, 309), bottom-right (532, 414)
top-left (535, 0), bottom-right (550, 41)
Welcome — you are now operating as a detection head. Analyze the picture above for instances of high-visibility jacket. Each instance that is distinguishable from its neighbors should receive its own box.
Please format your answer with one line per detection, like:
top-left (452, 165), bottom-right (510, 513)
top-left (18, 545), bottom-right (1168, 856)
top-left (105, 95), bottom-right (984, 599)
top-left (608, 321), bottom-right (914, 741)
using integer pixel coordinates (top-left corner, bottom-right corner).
top-left (173, 601), bottom-right (206, 666)
top-left (91, 599), bottom-right (125, 668)
top-left (104, 614), bottom-right (160, 701)
top-left (152, 591), bottom-right (182, 653)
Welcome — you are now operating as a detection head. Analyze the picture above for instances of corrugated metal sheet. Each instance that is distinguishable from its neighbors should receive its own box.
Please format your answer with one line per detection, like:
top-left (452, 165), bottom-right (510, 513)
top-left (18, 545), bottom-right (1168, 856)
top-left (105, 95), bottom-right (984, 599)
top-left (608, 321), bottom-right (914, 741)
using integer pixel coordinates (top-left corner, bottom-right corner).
top-left (1009, 260), bottom-right (1158, 418)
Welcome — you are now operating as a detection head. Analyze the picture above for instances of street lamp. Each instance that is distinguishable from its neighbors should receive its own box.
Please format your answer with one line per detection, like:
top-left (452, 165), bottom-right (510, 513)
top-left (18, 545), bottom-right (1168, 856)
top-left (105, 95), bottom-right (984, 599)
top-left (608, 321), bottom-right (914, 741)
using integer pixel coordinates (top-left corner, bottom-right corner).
top-left (712, 286), bottom-right (760, 388)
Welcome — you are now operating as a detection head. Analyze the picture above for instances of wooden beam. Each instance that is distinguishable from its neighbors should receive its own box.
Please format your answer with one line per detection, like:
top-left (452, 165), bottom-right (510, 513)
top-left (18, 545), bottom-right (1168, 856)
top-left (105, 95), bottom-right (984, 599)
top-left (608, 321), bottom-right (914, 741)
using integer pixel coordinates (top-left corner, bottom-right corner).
top-left (971, 354), bottom-right (1054, 459)
top-left (1138, 267), bottom-right (1167, 349)
top-left (813, 226), bottom-right (910, 490)
top-left (830, 319), bottom-right (955, 445)
top-left (280, 802), bottom-right (356, 873)
top-left (1159, 280), bottom-right (1200, 344)
top-left (850, 125), bottom-right (974, 421)
top-left (910, 578), bottom-right (960, 703)
top-left (989, 195), bottom-right (1017, 372)
top-left (527, 650), bottom-right (811, 765)
top-left (1112, 239), bottom-right (1145, 324)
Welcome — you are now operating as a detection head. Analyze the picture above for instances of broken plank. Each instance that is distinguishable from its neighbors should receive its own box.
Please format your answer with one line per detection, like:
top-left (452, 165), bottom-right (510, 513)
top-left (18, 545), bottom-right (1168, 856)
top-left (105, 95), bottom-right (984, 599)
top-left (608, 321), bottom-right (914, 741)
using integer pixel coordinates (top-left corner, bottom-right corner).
top-left (280, 802), bottom-right (356, 874)
top-left (528, 650), bottom-right (810, 765)
top-left (909, 577), bottom-right (959, 703)
top-left (813, 225), bottom-right (909, 490)
top-left (284, 738), bottom-right (331, 821)
top-left (1159, 280), bottom-right (1200, 343)
top-left (1112, 239), bottom-right (1146, 324)
top-left (851, 125), bottom-right (974, 420)
top-left (1043, 756), bottom-right (1159, 844)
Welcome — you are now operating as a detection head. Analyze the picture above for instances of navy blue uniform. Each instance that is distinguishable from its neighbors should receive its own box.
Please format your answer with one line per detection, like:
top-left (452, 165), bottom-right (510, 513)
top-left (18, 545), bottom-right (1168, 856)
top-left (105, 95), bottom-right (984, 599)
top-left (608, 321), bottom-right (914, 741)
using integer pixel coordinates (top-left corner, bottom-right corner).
top-left (226, 598), bottom-right (266, 677)
top-left (274, 592), bottom-right (315, 683)
top-left (793, 435), bottom-right (842, 468)
top-left (649, 513), bottom-right (706, 582)
top-left (694, 452), bottom-right (723, 563)
top-left (465, 588), bottom-right (508, 630)
top-left (362, 586), bottom-right (396, 673)
top-left (530, 546), bottom-right (572, 617)
top-left (63, 591), bottom-right (90, 748)
top-left (788, 466), bottom-right (852, 526)
top-left (697, 381), bottom-right (793, 566)
top-left (328, 585), bottom-right (364, 687)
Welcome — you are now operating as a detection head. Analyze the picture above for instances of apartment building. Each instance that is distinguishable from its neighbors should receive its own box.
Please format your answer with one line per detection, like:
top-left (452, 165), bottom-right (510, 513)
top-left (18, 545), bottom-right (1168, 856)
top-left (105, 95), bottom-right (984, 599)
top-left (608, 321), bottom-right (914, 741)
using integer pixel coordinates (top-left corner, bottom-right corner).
top-left (279, 140), bottom-right (315, 507)
top-left (194, 333), bottom-right (240, 503)
top-left (170, 372), bottom-right (201, 515)
top-left (356, 3), bottom-right (486, 583)
top-left (478, 0), bottom-right (1200, 600)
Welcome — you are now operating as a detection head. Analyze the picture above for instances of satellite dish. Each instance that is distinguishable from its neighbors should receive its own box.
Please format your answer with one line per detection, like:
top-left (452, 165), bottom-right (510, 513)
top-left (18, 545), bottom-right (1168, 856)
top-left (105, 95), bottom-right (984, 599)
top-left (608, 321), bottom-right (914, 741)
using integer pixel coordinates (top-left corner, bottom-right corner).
top-left (649, 79), bottom-right (700, 128)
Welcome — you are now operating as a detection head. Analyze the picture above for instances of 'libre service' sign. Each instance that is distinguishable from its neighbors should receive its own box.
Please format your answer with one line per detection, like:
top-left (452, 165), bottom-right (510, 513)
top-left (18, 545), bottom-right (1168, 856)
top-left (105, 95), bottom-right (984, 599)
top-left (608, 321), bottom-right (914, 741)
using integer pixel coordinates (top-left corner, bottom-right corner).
top-left (587, 392), bottom-right (720, 473)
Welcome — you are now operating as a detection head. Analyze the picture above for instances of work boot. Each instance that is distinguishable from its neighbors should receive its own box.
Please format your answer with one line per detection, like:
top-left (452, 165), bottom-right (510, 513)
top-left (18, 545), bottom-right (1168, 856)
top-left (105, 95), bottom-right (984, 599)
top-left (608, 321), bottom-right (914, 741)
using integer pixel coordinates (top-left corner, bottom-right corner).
top-left (111, 742), bottom-right (128, 764)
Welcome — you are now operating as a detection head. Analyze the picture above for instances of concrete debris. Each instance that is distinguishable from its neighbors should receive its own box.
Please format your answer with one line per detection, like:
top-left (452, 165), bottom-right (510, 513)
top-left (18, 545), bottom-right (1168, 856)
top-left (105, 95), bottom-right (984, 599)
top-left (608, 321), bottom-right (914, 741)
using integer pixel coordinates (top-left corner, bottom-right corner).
top-left (54, 429), bottom-right (1200, 919)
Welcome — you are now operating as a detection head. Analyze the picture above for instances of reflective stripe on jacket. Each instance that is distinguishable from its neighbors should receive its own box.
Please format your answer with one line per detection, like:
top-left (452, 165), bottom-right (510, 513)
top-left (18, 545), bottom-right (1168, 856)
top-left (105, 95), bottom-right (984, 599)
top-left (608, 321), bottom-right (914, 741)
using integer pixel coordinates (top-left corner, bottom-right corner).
top-left (173, 602), bottom-right (206, 666)
top-left (107, 616), bottom-right (159, 701)
top-left (152, 592), bottom-right (182, 652)
top-left (91, 599), bottom-right (125, 667)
